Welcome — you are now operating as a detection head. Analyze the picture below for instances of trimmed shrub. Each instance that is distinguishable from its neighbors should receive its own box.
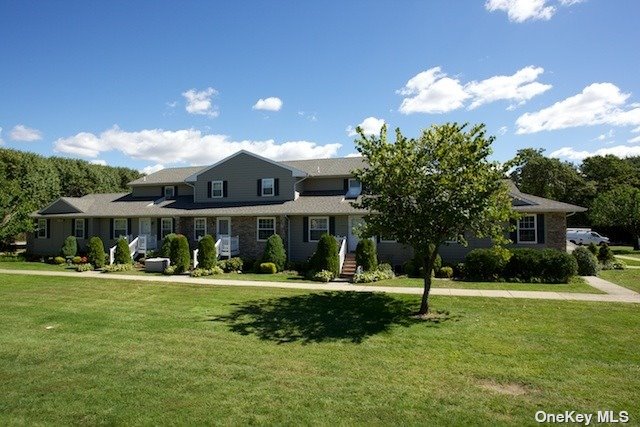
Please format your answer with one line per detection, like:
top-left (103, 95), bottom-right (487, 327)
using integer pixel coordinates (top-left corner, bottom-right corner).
top-left (587, 242), bottom-right (599, 256)
top-left (61, 236), bottom-right (78, 257)
top-left (573, 247), bottom-right (599, 276)
top-left (355, 239), bottom-right (378, 271)
top-left (262, 234), bottom-right (286, 272)
top-left (312, 270), bottom-right (334, 282)
top-left (197, 235), bottom-right (217, 269)
top-left (170, 234), bottom-right (190, 273)
top-left (309, 233), bottom-right (340, 277)
top-left (464, 248), bottom-right (510, 281)
top-left (352, 263), bottom-right (395, 283)
top-left (87, 236), bottom-right (106, 268)
top-left (75, 263), bottom-right (93, 272)
top-left (503, 248), bottom-right (576, 283)
top-left (72, 256), bottom-right (83, 265)
top-left (159, 233), bottom-right (177, 258)
top-left (53, 256), bottom-right (66, 265)
top-left (601, 260), bottom-right (626, 271)
top-left (435, 266), bottom-right (454, 279)
top-left (403, 253), bottom-right (441, 277)
top-left (102, 263), bottom-right (134, 273)
top-left (114, 238), bottom-right (132, 265)
top-left (220, 257), bottom-right (244, 273)
top-left (259, 262), bottom-right (277, 274)
top-left (597, 243), bottom-right (615, 263)
top-left (190, 266), bottom-right (224, 277)
top-left (163, 265), bottom-right (176, 275)
top-left (539, 249), bottom-right (577, 283)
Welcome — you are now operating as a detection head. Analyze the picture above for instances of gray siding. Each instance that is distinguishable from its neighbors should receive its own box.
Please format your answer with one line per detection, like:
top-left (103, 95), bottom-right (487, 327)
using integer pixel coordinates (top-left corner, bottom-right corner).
top-left (376, 242), bottom-right (414, 266)
top-left (131, 184), bottom-right (193, 198)
top-left (302, 177), bottom-right (347, 193)
top-left (288, 215), bottom-right (348, 261)
top-left (40, 199), bottom-right (80, 214)
top-left (193, 152), bottom-right (296, 203)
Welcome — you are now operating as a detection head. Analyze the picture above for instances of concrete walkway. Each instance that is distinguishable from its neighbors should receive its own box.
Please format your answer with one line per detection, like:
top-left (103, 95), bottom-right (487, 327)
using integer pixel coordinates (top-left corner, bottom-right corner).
top-left (2, 268), bottom-right (639, 304)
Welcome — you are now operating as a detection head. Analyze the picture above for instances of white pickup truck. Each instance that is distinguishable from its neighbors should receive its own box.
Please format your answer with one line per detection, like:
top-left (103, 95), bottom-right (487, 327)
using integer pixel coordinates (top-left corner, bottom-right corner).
top-left (567, 228), bottom-right (610, 245)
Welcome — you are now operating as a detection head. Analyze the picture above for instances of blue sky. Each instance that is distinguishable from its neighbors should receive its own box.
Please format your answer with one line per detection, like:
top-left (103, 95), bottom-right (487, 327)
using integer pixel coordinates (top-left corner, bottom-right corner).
top-left (1, 0), bottom-right (639, 173)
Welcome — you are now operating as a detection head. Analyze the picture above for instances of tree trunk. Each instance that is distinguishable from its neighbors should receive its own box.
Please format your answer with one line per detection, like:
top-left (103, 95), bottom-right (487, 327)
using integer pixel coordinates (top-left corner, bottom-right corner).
top-left (418, 245), bottom-right (439, 315)
top-left (634, 233), bottom-right (640, 251)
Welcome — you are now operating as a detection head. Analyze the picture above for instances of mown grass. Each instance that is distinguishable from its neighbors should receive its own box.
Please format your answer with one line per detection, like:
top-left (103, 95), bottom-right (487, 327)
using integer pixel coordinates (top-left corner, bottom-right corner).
top-left (600, 269), bottom-right (640, 293)
top-left (0, 273), bottom-right (638, 425)
top-left (618, 257), bottom-right (640, 267)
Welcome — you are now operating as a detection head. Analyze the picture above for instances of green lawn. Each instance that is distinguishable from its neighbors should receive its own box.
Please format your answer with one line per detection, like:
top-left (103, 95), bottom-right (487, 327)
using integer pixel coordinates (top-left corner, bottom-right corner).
top-left (600, 269), bottom-right (640, 293)
top-left (617, 256), bottom-right (640, 267)
top-left (611, 245), bottom-right (640, 254)
top-left (0, 260), bottom-right (76, 271)
top-left (1, 273), bottom-right (638, 425)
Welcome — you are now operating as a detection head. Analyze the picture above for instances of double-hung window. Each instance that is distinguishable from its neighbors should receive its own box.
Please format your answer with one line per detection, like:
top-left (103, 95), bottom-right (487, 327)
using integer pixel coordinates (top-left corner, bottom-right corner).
top-left (517, 215), bottom-right (537, 244)
top-left (164, 186), bottom-right (175, 198)
top-left (160, 218), bottom-right (173, 239)
top-left (257, 217), bottom-right (276, 241)
top-left (74, 219), bottom-right (85, 239)
top-left (309, 217), bottom-right (329, 242)
top-left (210, 181), bottom-right (223, 198)
top-left (194, 218), bottom-right (207, 241)
top-left (113, 218), bottom-right (128, 239)
top-left (37, 218), bottom-right (47, 239)
top-left (261, 178), bottom-right (274, 196)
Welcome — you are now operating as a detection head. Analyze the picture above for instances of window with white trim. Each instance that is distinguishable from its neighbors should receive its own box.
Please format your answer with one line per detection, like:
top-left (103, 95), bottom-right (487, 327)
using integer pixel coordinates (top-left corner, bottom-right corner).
top-left (261, 178), bottom-right (274, 196)
top-left (160, 218), bottom-right (173, 239)
top-left (517, 215), bottom-right (537, 244)
top-left (211, 181), bottom-right (223, 198)
top-left (164, 186), bottom-right (175, 198)
top-left (37, 218), bottom-right (47, 239)
top-left (74, 219), bottom-right (85, 239)
top-left (257, 217), bottom-right (276, 241)
top-left (113, 218), bottom-right (128, 239)
top-left (309, 216), bottom-right (329, 242)
top-left (194, 218), bottom-right (207, 241)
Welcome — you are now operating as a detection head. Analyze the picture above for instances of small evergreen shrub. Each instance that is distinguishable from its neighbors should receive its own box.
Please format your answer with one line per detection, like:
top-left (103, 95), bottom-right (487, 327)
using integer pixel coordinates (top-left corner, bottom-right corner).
top-left (114, 238), bottom-right (132, 265)
top-left (220, 257), bottom-right (244, 272)
top-left (160, 233), bottom-right (177, 257)
top-left (435, 266), bottom-right (454, 278)
top-left (163, 265), bottom-right (176, 275)
top-left (503, 248), bottom-right (576, 283)
top-left (597, 243), bottom-right (615, 263)
top-left (87, 236), bottom-right (106, 268)
top-left (190, 266), bottom-right (224, 277)
top-left (75, 263), bottom-right (93, 272)
top-left (572, 247), bottom-right (599, 276)
top-left (259, 262), bottom-right (277, 274)
top-left (170, 234), bottom-right (190, 273)
top-left (53, 256), bottom-right (66, 265)
top-left (308, 233), bottom-right (339, 276)
top-left (61, 236), bottom-right (78, 257)
top-left (464, 248), bottom-right (510, 281)
top-left (312, 270), bottom-right (334, 282)
top-left (539, 249), bottom-right (578, 283)
top-left (352, 263), bottom-right (395, 283)
top-left (587, 242), bottom-right (599, 256)
top-left (403, 253), bottom-right (441, 277)
top-left (601, 260), bottom-right (626, 270)
top-left (261, 234), bottom-right (286, 272)
top-left (197, 235), bottom-right (217, 269)
top-left (102, 263), bottom-right (134, 273)
top-left (355, 239), bottom-right (378, 271)
top-left (72, 256), bottom-right (83, 265)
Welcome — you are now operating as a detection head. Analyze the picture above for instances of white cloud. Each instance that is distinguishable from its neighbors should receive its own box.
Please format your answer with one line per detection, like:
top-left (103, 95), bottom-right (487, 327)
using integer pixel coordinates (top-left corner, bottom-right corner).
top-left (298, 111), bottom-right (318, 122)
top-left (90, 159), bottom-right (107, 166)
top-left (0, 127), bottom-right (4, 145)
top-left (498, 126), bottom-right (509, 135)
top-left (465, 66), bottom-right (552, 110)
top-left (398, 66), bottom-right (550, 114)
top-left (346, 117), bottom-right (386, 137)
top-left (485, 0), bottom-right (556, 22)
top-left (516, 83), bottom-right (640, 134)
top-left (550, 145), bottom-right (640, 161)
top-left (628, 135), bottom-right (640, 144)
top-left (253, 97), bottom-right (283, 112)
top-left (166, 101), bottom-right (177, 108)
top-left (9, 124), bottom-right (43, 141)
top-left (559, 0), bottom-right (584, 5)
top-left (141, 164), bottom-right (165, 175)
top-left (53, 126), bottom-right (342, 165)
top-left (182, 87), bottom-right (219, 118)
top-left (593, 129), bottom-right (615, 142)
top-left (345, 152), bottom-right (362, 158)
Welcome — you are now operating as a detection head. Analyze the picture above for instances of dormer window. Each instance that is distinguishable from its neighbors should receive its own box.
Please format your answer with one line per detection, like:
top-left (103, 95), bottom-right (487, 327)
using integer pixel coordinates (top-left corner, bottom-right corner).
top-left (261, 178), bottom-right (275, 197)
top-left (164, 186), bottom-right (175, 199)
top-left (210, 181), bottom-right (224, 198)
top-left (345, 178), bottom-right (362, 199)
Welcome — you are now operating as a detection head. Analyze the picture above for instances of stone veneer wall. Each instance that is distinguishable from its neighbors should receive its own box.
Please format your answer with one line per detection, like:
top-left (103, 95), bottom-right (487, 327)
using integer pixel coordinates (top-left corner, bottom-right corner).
top-left (545, 212), bottom-right (566, 251)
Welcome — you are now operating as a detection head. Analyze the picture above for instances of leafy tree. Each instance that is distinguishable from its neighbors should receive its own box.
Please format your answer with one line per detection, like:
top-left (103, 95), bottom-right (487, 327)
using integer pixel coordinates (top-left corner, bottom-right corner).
top-left (114, 238), bottom-right (132, 264)
top-left (87, 236), bottom-right (106, 268)
top-left (197, 234), bottom-right (217, 269)
top-left (61, 236), bottom-right (78, 257)
top-left (309, 233), bottom-right (340, 276)
top-left (261, 234), bottom-right (286, 272)
top-left (170, 234), bottom-right (190, 273)
top-left (352, 123), bottom-right (513, 315)
top-left (355, 239), bottom-right (377, 271)
top-left (581, 155), bottom-right (640, 192)
top-left (590, 185), bottom-right (640, 250)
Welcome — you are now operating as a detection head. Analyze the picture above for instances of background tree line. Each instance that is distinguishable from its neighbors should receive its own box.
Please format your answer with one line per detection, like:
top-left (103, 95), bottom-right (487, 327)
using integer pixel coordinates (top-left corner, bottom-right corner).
top-left (0, 148), bottom-right (141, 247)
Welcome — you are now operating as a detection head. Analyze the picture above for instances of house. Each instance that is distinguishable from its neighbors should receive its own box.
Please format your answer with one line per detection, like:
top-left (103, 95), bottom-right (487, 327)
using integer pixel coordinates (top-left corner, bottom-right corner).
top-left (28, 150), bottom-right (586, 273)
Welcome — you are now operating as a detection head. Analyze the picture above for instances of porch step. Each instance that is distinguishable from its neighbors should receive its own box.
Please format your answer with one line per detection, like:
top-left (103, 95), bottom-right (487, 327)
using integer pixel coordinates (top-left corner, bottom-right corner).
top-left (340, 253), bottom-right (357, 279)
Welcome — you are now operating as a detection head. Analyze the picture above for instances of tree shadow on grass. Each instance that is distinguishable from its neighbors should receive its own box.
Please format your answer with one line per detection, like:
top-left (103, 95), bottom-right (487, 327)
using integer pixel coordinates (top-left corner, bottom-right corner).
top-left (210, 291), bottom-right (458, 344)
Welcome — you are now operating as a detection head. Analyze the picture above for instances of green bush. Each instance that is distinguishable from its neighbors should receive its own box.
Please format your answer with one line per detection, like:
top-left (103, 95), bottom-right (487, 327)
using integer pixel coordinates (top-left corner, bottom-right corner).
top-left (352, 263), bottom-right (395, 283)
top-left (597, 243), bottom-right (615, 263)
top-left (53, 256), bottom-right (66, 265)
top-left (61, 236), bottom-right (78, 257)
top-left (309, 233), bottom-right (339, 276)
top-left (539, 249), bottom-right (578, 283)
top-left (102, 263), bottom-right (134, 273)
top-left (160, 233), bottom-right (177, 257)
top-left (355, 239), bottom-right (377, 271)
top-left (503, 248), bottom-right (576, 283)
top-left (601, 260), bottom-right (626, 270)
top-left (259, 262), bottom-right (277, 274)
top-left (170, 234), bottom-right (190, 273)
top-left (435, 266), bottom-right (454, 278)
top-left (261, 234), bottom-right (286, 272)
top-left (190, 266), bottom-right (224, 277)
top-left (72, 256), bottom-right (83, 265)
top-left (572, 247), bottom-right (599, 276)
top-left (75, 263), bottom-right (93, 272)
top-left (114, 238), bottom-right (132, 265)
top-left (312, 270), bottom-right (334, 282)
top-left (87, 236), bottom-right (106, 268)
top-left (220, 257), bottom-right (244, 273)
top-left (197, 235), bottom-right (217, 269)
top-left (587, 242), bottom-right (598, 256)
top-left (403, 253), bottom-right (441, 277)
top-left (163, 265), bottom-right (176, 275)
top-left (464, 248), bottom-right (510, 281)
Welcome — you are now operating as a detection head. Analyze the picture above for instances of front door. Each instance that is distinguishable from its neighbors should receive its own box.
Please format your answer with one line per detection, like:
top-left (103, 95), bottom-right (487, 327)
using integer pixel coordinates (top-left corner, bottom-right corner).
top-left (217, 217), bottom-right (231, 237)
top-left (348, 216), bottom-right (364, 252)
top-left (139, 218), bottom-right (152, 236)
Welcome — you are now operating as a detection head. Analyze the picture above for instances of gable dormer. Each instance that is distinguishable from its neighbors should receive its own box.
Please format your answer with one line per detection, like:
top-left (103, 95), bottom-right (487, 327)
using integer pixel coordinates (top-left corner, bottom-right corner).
top-left (186, 150), bottom-right (307, 203)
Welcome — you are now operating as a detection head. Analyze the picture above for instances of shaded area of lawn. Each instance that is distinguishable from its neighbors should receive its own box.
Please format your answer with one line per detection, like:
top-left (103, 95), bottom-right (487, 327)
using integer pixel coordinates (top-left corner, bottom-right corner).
top-left (0, 273), bottom-right (639, 425)
top-left (600, 269), bottom-right (640, 293)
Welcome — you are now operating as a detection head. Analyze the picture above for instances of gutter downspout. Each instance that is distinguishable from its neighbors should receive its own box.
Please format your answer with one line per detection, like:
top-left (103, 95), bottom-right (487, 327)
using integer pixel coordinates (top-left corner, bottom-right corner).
top-left (285, 215), bottom-right (290, 262)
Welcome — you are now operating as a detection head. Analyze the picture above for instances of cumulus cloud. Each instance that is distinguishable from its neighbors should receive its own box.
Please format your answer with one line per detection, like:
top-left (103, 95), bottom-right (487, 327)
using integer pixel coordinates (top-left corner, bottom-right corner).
top-left (485, 0), bottom-right (556, 22)
top-left (515, 83), bottom-right (640, 134)
top-left (498, 126), bottom-right (509, 135)
top-left (90, 159), bottom-right (107, 166)
top-left (253, 97), bottom-right (283, 112)
top-left (0, 127), bottom-right (4, 145)
top-left (398, 66), bottom-right (550, 114)
top-left (182, 87), bottom-right (219, 118)
top-left (53, 126), bottom-right (342, 165)
top-left (550, 145), bottom-right (640, 161)
top-left (346, 117), bottom-right (386, 137)
top-left (628, 135), bottom-right (640, 144)
top-left (141, 164), bottom-right (165, 175)
top-left (9, 124), bottom-right (43, 141)
top-left (345, 152), bottom-right (362, 158)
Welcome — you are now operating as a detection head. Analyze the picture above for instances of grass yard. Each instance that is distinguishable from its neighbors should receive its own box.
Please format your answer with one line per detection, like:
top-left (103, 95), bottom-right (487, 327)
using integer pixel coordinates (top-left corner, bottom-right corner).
top-left (611, 245), bottom-right (640, 255)
top-left (600, 269), bottom-right (640, 293)
top-left (1, 273), bottom-right (638, 425)
top-left (618, 256), bottom-right (640, 267)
